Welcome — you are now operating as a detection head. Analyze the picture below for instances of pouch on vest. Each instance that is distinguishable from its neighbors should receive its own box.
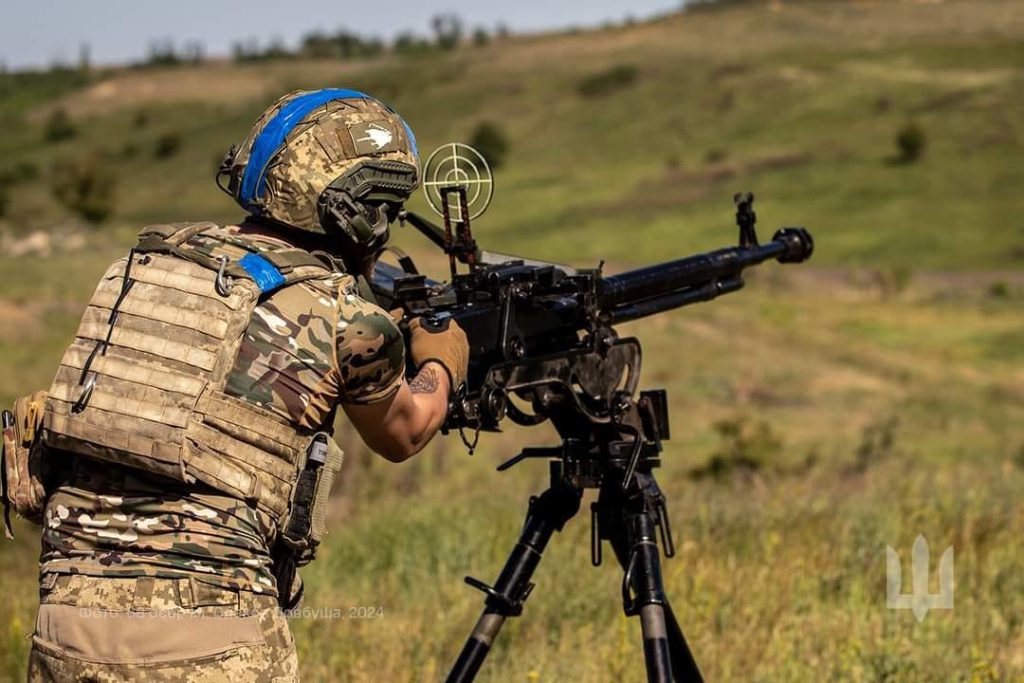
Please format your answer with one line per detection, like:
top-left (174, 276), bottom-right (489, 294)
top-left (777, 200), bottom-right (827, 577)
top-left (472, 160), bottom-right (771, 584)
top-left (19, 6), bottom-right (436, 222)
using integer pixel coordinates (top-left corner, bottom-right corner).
top-left (280, 433), bottom-right (344, 563)
top-left (2, 390), bottom-right (50, 537)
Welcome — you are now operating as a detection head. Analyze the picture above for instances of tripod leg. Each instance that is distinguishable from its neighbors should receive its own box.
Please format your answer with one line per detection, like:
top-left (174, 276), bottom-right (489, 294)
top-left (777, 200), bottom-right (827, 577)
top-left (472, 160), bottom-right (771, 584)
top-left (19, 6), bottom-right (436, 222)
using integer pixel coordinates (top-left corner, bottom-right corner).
top-left (446, 482), bottom-right (581, 683)
top-left (602, 475), bottom-right (704, 682)
top-left (663, 601), bottom-right (702, 682)
top-left (625, 511), bottom-right (675, 682)
top-left (627, 512), bottom-right (703, 682)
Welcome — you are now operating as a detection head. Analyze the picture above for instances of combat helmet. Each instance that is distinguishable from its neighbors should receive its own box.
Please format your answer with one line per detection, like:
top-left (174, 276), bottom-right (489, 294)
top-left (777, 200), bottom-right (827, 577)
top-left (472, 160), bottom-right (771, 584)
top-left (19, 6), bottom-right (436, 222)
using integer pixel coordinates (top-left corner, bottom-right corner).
top-left (218, 88), bottom-right (419, 264)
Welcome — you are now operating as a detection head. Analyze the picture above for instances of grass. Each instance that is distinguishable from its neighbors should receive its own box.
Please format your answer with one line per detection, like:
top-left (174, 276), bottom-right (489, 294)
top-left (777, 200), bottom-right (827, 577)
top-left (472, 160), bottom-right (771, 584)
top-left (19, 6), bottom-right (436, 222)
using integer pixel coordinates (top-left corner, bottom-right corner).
top-left (1, 1), bottom-right (1024, 681)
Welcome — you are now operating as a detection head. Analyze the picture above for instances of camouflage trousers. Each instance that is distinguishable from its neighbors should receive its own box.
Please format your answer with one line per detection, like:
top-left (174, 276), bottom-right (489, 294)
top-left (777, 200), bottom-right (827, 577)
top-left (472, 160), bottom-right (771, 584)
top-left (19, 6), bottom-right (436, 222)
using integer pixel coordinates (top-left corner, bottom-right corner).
top-left (28, 574), bottom-right (298, 683)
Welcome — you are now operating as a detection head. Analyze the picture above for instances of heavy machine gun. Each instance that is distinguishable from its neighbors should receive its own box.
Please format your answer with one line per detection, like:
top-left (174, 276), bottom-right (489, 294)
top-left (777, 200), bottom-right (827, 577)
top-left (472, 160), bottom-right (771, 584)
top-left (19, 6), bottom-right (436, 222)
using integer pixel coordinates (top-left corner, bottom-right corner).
top-left (370, 145), bottom-right (814, 682)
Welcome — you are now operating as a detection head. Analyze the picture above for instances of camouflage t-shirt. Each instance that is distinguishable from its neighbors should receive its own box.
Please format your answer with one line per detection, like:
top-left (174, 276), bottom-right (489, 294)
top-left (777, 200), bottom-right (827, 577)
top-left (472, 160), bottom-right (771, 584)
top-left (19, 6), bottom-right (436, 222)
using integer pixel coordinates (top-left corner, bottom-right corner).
top-left (40, 222), bottom-right (405, 594)
top-left (41, 458), bottom-right (281, 595)
top-left (181, 223), bottom-right (407, 424)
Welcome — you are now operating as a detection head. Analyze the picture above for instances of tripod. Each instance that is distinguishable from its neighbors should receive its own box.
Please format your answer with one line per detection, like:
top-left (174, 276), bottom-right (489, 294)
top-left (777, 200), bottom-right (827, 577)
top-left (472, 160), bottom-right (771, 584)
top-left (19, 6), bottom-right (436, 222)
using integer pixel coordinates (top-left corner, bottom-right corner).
top-left (446, 400), bottom-right (704, 682)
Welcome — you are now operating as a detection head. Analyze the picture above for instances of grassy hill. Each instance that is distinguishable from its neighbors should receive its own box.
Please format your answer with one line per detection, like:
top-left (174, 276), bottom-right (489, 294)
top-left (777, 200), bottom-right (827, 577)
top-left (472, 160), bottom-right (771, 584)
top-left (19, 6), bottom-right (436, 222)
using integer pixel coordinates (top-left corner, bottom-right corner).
top-left (1, 1), bottom-right (1023, 681)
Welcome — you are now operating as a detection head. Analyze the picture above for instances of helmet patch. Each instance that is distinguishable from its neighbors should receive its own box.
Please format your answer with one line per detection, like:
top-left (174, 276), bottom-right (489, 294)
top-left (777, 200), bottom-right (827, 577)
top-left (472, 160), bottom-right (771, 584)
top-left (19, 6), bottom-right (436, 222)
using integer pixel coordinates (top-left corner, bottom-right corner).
top-left (350, 121), bottom-right (396, 155)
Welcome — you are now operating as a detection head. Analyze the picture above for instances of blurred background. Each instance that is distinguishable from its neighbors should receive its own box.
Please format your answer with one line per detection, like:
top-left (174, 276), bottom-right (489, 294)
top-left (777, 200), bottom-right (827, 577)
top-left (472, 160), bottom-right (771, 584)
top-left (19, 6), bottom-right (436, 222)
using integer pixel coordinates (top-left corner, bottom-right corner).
top-left (1, 0), bottom-right (1022, 680)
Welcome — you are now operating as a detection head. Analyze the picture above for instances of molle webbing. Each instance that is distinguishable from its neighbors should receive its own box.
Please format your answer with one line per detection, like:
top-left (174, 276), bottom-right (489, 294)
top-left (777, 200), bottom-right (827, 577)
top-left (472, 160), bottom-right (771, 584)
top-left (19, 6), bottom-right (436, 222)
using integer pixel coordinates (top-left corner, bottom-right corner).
top-left (135, 223), bottom-right (332, 288)
top-left (43, 222), bottom-right (339, 525)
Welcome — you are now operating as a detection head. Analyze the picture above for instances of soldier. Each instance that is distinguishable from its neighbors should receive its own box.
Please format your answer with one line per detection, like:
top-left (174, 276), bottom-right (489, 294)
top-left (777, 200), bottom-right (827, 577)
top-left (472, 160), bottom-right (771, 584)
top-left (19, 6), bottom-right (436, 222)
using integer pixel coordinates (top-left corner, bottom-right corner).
top-left (10, 89), bottom-right (468, 681)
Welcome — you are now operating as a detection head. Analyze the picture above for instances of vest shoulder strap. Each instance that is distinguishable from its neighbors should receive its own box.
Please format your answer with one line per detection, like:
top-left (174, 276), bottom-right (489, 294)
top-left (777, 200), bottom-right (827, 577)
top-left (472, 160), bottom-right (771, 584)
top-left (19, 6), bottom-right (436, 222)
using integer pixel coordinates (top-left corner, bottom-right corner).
top-left (137, 222), bottom-right (219, 246)
top-left (134, 223), bottom-right (341, 295)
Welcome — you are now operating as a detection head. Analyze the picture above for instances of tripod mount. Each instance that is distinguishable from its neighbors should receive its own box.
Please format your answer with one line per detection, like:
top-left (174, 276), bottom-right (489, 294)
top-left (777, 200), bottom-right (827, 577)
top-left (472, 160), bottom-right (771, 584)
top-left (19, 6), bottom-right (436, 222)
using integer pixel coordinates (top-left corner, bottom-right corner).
top-left (445, 338), bottom-right (704, 683)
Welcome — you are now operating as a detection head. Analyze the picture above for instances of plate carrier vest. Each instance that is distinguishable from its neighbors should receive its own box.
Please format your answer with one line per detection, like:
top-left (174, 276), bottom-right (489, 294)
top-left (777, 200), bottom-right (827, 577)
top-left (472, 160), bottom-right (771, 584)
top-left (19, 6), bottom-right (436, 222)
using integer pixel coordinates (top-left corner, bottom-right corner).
top-left (42, 222), bottom-right (345, 539)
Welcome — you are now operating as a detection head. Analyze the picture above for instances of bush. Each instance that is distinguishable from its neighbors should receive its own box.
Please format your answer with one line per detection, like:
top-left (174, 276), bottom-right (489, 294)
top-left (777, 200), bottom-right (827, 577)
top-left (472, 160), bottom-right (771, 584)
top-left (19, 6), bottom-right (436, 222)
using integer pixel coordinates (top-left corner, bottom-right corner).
top-left (877, 265), bottom-right (913, 298)
top-left (705, 148), bottom-right (728, 164)
top-left (691, 415), bottom-right (783, 480)
top-left (393, 33), bottom-right (432, 56)
top-left (987, 281), bottom-right (1009, 299)
top-left (469, 122), bottom-right (509, 169)
top-left (154, 132), bottom-right (182, 160)
top-left (854, 415), bottom-right (898, 472)
top-left (50, 153), bottom-right (117, 224)
top-left (44, 108), bottom-right (76, 142)
top-left (472, 27), bottom-right (490, 47)
top-left (0, 183), bottom-right (9, 218)
top-left (12, 160), bottom-right (39, 182)
top-left (577, 64), bottom-right (638, 98)
top-left (0, 161), bottom-right (39, 187)
top-left (895, 122), bottom-right (926, 163)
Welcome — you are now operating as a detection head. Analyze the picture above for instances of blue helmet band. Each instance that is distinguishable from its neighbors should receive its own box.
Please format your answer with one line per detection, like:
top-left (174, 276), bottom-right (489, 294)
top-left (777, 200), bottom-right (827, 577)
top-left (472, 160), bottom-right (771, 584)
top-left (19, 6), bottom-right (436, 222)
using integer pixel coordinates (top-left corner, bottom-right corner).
top-left (238, 88), bottom-right (418, 208)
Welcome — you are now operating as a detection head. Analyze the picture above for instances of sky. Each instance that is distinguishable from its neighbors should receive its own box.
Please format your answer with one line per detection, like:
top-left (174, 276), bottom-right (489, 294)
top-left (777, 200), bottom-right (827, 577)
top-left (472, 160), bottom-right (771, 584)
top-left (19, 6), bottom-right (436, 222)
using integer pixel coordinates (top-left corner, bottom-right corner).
top-left (1, 0), bottom-right (683, 70)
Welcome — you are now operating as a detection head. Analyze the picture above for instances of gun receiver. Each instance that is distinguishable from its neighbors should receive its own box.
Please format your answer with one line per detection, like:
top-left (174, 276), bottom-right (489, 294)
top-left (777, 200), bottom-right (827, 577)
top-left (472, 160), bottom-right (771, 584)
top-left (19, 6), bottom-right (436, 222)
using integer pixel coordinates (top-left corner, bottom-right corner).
top-left (373, 192), bottom-right (813, 437)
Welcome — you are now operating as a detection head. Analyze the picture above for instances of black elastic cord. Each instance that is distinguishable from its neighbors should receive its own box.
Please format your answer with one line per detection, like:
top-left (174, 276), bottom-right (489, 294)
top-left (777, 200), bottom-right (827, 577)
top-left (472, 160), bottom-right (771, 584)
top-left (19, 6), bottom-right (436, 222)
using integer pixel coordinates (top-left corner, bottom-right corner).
top-left (75, 248), bottom-right (141, 410)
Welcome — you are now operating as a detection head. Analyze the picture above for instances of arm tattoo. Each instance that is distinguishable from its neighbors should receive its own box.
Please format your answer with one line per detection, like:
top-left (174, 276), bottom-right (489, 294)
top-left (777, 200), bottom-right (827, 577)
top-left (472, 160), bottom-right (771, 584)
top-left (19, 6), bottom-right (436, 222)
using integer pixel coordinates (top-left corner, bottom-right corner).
top-left (409, 365), bottom-right (441, 395)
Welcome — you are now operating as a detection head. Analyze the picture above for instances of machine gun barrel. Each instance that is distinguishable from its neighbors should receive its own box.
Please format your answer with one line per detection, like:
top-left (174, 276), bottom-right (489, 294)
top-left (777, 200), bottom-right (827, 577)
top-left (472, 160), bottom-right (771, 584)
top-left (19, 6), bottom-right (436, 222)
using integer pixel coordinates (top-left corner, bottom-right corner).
top-left (597, 227), bottom-right (813, 321)
top-left (605, 275), bottom-right (745, 324)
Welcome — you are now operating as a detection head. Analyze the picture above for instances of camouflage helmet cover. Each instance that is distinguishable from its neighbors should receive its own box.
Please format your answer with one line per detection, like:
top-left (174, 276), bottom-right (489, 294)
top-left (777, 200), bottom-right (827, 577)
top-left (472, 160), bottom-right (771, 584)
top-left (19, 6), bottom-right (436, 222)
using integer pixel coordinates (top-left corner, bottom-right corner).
top-left (224, 89), bottom-right (420, 235)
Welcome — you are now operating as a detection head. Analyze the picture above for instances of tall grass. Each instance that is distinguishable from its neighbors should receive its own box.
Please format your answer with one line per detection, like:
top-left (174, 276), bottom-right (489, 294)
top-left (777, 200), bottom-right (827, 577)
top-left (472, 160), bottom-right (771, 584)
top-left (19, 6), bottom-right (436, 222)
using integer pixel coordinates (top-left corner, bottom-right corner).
top-left (1, 1), bottom-right (1023, 680)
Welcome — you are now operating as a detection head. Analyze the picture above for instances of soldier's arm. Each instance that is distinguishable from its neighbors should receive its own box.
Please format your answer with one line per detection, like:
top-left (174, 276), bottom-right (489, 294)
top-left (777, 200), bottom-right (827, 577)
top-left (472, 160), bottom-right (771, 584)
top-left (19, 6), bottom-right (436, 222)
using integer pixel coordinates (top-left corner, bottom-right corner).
top-left (335, 293), bottom-right (453, 462)
top-left (342, 362), bottom-right (450, 462)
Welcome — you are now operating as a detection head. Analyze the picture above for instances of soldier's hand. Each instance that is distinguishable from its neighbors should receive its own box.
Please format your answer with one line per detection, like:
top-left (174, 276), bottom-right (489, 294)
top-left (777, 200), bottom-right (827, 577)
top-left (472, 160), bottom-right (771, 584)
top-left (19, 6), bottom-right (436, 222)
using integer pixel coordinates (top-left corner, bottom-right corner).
top-left (406, 317), bottom-right (469, 391)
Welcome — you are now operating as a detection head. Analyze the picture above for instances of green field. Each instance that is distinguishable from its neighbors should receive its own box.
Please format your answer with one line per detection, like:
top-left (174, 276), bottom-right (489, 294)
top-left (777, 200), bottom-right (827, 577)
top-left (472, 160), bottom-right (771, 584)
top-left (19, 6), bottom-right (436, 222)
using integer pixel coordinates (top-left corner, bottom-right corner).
top-left (2, 1), bottom-right (1024, 681)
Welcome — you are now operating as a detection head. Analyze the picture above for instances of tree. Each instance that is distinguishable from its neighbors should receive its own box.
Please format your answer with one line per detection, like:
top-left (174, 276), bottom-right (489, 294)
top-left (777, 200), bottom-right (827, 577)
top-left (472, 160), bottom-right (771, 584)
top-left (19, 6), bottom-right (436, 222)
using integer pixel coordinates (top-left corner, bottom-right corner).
top-left (432, 13), bottom-right (463, 50)
top-left (50, 154), bottom-right (117, 224)
top-left (78, 43), bottom-right (91, 73)
top-left (469, 122), bottom-right (509, 169)
top-left (301, 29), bottom-right (383, 59)
top-left (182, 40), bottom-right (205, 64)
top-left (394, 32), bottom-right (431, 55)
top-left (145, 38), bottom-right (180, 67)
